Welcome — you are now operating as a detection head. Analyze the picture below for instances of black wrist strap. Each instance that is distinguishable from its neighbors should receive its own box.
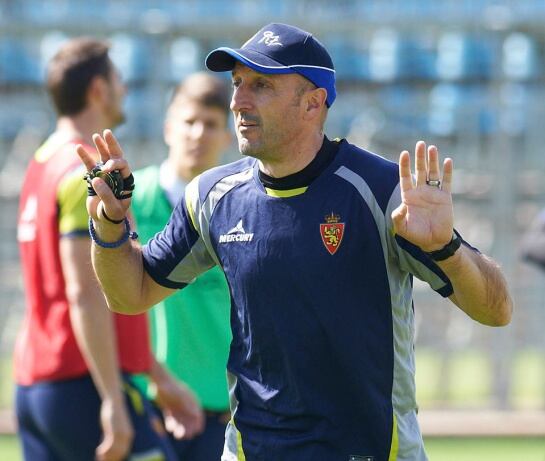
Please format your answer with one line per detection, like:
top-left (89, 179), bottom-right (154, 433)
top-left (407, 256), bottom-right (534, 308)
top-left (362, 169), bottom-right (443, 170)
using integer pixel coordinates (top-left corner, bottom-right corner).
top-left (426, 230), bottom-right (462, 261)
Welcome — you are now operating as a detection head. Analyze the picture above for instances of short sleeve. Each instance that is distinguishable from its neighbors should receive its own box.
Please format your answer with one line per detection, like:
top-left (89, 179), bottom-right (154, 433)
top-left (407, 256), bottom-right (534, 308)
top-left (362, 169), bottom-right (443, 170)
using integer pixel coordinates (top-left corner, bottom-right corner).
top-left (392, 233), bottom-right (454, 297)
top-left (142, 180), bottom-right (216, 289)
top-left (384, 183), bottom-right (475, 298)
top-left (57, 165), bottom-right (89, 237)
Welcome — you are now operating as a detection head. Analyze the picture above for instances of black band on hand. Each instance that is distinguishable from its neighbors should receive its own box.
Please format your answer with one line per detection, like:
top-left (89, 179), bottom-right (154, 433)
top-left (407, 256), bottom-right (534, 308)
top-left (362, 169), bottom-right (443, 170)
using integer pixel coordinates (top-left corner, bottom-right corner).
top-left (101, 208), bottom-right (125, 225)
top-left (87, 184), bottom-right (97, 196)
top-left (425, 231), bottom-right (462, 261)
top-left (118, 173), bottom-right (135, 199)
top-left (123, 173), bottom-right (135, 189)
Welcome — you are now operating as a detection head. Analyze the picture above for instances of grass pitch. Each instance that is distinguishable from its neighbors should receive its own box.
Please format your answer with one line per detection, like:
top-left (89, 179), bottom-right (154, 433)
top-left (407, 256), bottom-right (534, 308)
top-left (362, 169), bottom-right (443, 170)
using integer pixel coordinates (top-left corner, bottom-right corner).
top-left (0, 435), bottom-right (544, 460)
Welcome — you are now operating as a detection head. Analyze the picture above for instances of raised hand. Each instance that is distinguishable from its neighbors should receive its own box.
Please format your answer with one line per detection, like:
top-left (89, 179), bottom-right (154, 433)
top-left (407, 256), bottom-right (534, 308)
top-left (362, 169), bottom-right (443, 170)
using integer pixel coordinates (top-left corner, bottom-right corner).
top-left (391, 141), bottom-right (454, 253)
top-left (76, 129), bottom-right (132, 224)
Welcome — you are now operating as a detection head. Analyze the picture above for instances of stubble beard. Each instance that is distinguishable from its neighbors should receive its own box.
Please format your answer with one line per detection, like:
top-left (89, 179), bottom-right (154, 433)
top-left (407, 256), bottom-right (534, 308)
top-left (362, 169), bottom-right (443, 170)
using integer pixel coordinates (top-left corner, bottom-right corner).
top-left (237, 134), bottom-right (265, 159)
top-left (111, 108), bottom-right (126, 128)
top-left (106, 85), bottom-right (126, 128)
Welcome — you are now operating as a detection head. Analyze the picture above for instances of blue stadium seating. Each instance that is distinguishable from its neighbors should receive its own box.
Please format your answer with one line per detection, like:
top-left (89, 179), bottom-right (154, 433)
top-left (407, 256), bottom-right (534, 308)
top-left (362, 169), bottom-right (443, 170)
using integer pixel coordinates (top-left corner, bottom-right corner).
top-left (436, 32), bottom-right (494, 81)
top-left (116, 87), bottom-right (163, 141)
top-left (109, 33), bottom-right (151, 83)
top-left (428, 83), bottom-right (497, 137)
top-left (323, 35), bottom-right (369, 81)
top-left (498, 82), bottom-right (528, 136)
top-left (369, 30), bottom-right (436, 82)
top-left (39, 31), bottom-right (70, 82)
top-left (169, 37), bottom-right (202, 82)
top-left (0, 37), bottom-right (41, 84)
top-left (502, 33), bottom-right (540, 81)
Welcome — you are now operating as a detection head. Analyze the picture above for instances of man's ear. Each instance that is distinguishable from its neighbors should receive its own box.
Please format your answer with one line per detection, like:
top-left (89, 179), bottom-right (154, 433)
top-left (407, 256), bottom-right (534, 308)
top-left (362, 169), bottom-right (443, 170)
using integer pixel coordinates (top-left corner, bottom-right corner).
top-left (87, 75), bottom-right (108, 107)
top-left (303, 87), bottom-right (327, 121)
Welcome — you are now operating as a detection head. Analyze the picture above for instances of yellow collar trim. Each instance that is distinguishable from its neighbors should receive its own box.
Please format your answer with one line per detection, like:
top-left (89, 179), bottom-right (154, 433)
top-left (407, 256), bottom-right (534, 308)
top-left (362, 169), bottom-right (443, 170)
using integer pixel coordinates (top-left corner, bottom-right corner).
top-left (265, 186), bottom-right (308, 198)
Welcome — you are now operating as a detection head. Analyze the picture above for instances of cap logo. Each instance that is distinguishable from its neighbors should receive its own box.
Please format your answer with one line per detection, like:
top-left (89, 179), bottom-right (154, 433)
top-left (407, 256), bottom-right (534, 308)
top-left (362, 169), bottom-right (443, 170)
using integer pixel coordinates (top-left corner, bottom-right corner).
top-left (258, 31), bottom-right (283, 47)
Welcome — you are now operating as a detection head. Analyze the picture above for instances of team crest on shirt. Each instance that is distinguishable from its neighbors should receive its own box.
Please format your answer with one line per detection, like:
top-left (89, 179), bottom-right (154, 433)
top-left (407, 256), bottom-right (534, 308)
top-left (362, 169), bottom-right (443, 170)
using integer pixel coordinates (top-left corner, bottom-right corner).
top-left (320, 212), bottom-right (345, 255)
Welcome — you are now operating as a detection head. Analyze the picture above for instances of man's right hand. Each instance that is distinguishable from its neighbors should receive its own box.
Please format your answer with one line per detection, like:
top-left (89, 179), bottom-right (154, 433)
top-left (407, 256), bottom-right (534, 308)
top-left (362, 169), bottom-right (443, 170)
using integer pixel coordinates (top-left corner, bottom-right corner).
top-left (76, 129), bottom-right (132, 225)
top-left (96, 398), bottom-right (134, 461)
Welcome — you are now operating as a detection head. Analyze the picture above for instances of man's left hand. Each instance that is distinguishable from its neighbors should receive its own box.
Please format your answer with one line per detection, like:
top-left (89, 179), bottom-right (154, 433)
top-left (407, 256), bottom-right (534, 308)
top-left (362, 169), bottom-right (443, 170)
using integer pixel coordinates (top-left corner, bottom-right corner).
top-left (392, 141), bottom-right (454, 253)
top-left (154, 374), bottom-right (205, 440)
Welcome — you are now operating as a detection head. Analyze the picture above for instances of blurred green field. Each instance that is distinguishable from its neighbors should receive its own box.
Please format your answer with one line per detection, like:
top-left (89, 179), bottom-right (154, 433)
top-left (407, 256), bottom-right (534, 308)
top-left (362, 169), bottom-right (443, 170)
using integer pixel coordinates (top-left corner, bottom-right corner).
top-left (0, 435), bottom-right (20, 461)
top-left (424, 436), bottom-right (545, 461)
top-left (0, 358), bottom-right (13, 410)
top-left (1, 435), bottom-right (544, 461)
top-left (415, 348), bottom-right (545, 408)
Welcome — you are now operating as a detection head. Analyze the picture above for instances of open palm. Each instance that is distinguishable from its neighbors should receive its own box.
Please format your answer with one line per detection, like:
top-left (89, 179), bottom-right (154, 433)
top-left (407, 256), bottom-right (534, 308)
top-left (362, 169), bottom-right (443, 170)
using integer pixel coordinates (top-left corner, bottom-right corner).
top-left (392, 141), bottom-right (454, 253)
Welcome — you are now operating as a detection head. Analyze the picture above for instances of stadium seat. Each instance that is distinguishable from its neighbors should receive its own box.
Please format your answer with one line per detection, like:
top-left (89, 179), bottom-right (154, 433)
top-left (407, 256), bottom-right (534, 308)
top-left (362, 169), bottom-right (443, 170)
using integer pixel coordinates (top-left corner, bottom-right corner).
top-left (378, 85), bottom-right (428, 135)
top-left (0, 37), bottom-right (41, 84)
top-left (39, 31), bottom-right (70, 82)
top-left (109, 33), bottom-right (150, 83)
top-left (369, 29), bottom-right (435, 82)
top-left (428, 83), bottom-right (462, 136)
top-left (323, 35), bottom-right (369, 81)
top-left (499, 82), bottom-right (528, 136)
top-left (19, 0), bottom-right (62, 24)
top-left (169, 37), bottom-right (202, 81)
top-left (428, 83), bottom-right (496, 137)
top-left (436, 32), bottom-right (493, 81)
top-left (67, 0), bottom-right (109, 20)
top-left (116, 87), bottom-right (163, 141)
top-left (502, 33), bottom-right (540, 81)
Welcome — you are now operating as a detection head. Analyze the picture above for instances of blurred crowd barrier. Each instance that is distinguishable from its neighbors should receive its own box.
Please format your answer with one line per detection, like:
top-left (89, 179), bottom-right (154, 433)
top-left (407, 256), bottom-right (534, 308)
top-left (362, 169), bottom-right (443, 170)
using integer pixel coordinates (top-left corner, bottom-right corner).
top-left (2, 0), bottom-right (545, 415)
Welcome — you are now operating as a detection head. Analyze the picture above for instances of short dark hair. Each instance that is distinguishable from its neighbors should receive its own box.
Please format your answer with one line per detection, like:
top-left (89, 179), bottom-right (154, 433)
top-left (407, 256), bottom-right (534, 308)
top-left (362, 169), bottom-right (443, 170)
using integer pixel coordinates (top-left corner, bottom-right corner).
top-left (46, 37), bottom-right (112, 116)
top-left (167, 72), bottom-right (231, 119)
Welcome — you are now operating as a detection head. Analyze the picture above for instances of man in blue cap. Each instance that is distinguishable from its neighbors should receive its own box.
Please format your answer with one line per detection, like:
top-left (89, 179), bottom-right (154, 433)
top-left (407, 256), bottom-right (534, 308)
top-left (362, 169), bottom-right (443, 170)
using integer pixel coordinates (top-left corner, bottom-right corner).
top-left (77, 23), bottom-right (512, 461)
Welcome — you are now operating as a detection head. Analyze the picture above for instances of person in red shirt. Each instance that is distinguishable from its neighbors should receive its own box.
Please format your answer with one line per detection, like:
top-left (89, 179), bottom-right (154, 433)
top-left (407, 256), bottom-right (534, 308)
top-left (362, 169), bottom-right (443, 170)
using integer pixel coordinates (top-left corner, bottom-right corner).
top-left (15, 37), bottom-right (203, 461)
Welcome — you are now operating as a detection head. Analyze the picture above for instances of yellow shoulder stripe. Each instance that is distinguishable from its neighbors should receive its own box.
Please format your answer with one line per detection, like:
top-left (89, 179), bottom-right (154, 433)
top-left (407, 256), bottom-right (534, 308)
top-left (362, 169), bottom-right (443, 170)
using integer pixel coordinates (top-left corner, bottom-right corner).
top-left (35, 132), bottom-right (74, 163)
top-left (184, 178), bottom-right (199, 232)
top-left (57, 166), bottom-right (88, 234)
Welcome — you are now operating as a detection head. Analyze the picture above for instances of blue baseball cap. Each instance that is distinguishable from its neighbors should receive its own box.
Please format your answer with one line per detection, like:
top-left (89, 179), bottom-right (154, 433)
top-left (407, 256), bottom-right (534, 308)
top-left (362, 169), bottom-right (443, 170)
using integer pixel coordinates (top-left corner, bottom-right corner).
top-left (205, 23), bottom-right (336, 107)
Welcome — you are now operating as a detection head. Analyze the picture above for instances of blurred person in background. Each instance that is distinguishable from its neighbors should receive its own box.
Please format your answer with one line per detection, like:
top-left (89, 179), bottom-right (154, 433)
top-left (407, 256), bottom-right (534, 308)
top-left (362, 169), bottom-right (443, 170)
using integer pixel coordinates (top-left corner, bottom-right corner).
top-left (15, 37), bottom-right (203, 461)
top-left (77, 24), bottom-right (513, 461)
top-left (521, 209), bottom-right (545, 270)
top-left (132, 72), bottom-right (232, 461)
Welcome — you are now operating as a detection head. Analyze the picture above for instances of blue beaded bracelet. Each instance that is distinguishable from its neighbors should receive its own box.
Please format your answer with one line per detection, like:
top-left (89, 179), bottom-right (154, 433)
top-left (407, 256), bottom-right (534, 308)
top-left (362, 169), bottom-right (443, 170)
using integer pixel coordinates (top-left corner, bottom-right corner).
top-left (88, 217), bottom-right (138, 248)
